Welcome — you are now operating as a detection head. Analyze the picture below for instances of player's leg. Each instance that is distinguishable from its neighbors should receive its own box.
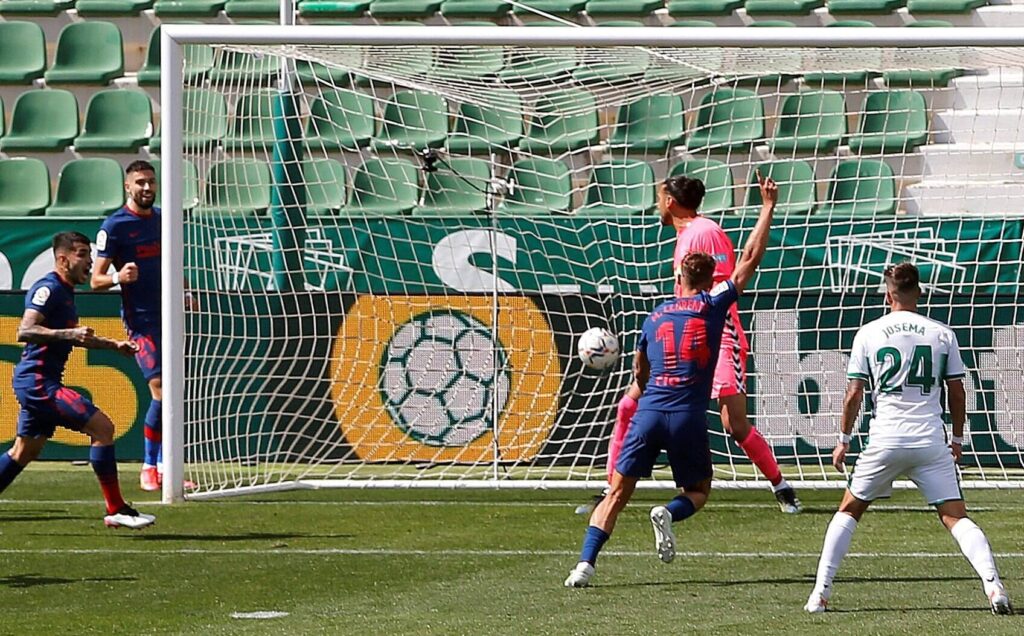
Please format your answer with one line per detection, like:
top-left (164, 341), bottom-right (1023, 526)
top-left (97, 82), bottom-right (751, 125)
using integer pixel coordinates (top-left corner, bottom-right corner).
top-left (134, 331), bottom-right (162, 491)
top-left (805, 490), bottom-right (870, 613)
top-left (565, 470), bottom-right (639, 587)
top-left (0, 398), bottom-right (53, 494)
top-left (0, 435), bottom-right (47, 494)
top-left (575, 382), bottom-right (642, 516)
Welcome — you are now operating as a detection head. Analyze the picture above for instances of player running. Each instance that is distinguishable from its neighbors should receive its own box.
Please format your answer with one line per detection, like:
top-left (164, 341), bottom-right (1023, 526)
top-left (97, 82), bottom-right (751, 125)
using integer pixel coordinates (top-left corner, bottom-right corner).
top-left (805, 262), bottom-right (1011, 615)
top-left (578, 174), bottom-right (800, 516)
top-left (564, 174), bottom-right (777, 588)
top-left (0, 232), bottom-right (155, 529)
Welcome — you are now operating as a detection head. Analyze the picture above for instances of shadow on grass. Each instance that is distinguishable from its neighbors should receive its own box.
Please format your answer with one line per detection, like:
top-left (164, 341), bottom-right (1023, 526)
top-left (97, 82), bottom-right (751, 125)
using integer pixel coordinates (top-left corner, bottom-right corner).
top-left (601, 574), bottom-right (981, 589)
top-left (128, 532), bottom-right (356, 542)
top-left (0, 512), bottom-right (89, 523)
top-left (828, 606), bottom-right (998, 614)
top-left (1, 573), bottom-right (137, 589)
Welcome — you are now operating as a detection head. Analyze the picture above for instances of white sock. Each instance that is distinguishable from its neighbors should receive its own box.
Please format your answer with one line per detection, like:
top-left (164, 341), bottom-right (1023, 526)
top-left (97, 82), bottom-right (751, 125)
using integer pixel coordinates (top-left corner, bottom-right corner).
top-left (813, 512), bottom-right (858, 598)
top-left (950, 518), bottom-right (1002, 594)
top-left (772, 478), bottom-right (791, 493)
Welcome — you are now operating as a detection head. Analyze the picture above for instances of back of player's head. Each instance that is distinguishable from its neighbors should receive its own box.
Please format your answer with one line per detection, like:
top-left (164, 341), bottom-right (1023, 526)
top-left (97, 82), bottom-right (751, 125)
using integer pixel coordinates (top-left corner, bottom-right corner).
top-left (676, 251), bottom-right (716, 291)
top-left (884, 262), bottom-right (920, 295)
top-left (125, 159), bottom-right (156, 176)
top-left (663, 175), bottom-right (706, 211)
top-left (52, 231), bottom-right (90, 255)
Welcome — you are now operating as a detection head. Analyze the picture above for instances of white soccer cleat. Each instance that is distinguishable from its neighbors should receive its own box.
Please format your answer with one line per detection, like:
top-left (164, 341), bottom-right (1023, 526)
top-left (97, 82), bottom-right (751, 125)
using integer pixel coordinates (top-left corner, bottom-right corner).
top-left (649, 505), bottom-right (676, 564)
top-left (804, 590), bottom-right (829, 614)
top-left (564, 562), bottom-right (595, 588)
top-left (989, 588), bottom-right (1013, 615)
top-left (104, 504), bottom-right (156, 530)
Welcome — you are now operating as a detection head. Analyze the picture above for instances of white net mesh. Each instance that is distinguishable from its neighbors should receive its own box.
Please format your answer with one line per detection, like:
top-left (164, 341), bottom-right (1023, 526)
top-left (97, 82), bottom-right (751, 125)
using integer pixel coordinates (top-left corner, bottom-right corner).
top-left (171, 32), bottom-right (1024, 497)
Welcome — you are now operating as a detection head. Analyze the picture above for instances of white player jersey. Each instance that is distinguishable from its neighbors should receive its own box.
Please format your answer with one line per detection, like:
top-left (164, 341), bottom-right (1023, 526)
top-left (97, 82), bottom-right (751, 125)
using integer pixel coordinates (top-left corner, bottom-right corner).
top-left (847, 310), bottom-right (965, 449)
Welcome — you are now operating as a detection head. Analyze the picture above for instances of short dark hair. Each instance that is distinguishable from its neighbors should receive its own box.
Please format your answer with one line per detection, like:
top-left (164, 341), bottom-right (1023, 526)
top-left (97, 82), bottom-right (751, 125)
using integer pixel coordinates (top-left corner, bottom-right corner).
top-left (126, 160), bottom-right (156, 176)
top-left (52, 231), bottom-right (91, 254)
top-left (884, 262), bottom-right (920, 294)
top-left (677, 252), bottom-right (716, 290)
top-left (663, 175), bottom-right (706, 211)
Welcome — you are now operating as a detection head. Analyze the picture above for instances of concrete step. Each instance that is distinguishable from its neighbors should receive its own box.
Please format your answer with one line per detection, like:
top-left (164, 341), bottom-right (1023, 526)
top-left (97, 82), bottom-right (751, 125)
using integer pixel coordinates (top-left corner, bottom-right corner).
top-left (905, 180), bottom-right (1024, 215)
top-left (951, 71), bottom-right (1024, 110)
top-left (918, 142), bottom-right (1024, 178)
top-left (932, 108), bottom-right (1024, 144)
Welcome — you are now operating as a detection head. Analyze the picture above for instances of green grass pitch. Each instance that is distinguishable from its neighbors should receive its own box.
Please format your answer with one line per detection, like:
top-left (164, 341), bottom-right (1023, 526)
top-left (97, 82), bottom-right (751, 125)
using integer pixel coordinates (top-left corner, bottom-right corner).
top-left (1, 464), bottom-right (1022, 634)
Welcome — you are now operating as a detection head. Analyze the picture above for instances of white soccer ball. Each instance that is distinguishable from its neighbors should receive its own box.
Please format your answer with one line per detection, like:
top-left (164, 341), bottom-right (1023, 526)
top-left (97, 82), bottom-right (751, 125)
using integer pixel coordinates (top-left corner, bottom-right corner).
top-left (577, 327), bottom-right (620, 371)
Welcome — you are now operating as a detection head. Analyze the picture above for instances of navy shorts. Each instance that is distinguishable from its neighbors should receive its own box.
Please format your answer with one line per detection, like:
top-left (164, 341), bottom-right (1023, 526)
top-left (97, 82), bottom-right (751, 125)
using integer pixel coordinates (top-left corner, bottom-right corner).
top-left (615, 409), bottom-right (712, 489)
top-left (14, 383), bottom-right (99, 439)
top-left (131, 328), bottom-right (161, 381)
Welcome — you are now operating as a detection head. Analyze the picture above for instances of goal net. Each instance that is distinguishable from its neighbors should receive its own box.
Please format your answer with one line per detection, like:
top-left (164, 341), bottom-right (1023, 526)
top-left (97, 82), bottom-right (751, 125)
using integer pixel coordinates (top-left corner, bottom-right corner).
top-left (160, 26), bottom-right (1024, 500)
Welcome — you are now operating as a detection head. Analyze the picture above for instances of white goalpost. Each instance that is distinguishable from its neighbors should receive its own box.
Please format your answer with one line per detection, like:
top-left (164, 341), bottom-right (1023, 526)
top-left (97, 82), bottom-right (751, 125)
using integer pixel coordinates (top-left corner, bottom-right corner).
top-left (160, 25), bottom-right (1024, 502)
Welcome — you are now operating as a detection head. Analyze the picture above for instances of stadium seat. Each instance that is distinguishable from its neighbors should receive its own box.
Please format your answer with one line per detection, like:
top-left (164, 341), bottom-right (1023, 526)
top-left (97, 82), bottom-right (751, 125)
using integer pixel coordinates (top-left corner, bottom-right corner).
top-left (303, 158), bottom-right (347, 216)
top-left (154, 0), bottom-right (226, 15)
top-left (74, 89), bottom-right (153, 152)
top-left (686, 88), bottom-right (764, 153)
top-left (447, 90), bottom-right (523, 154)
top-left (355, 29), bottom-right (436, 86)
top-left (225, 0), bottom-right (281, 15)
top-left (44, 22), bottom-right (124, 85)
top-left (744, 160), bottom-right (816, 215)
top-left (298, 0), bottom-right (371, 16)
top-left (667, 0), bottom-right (744, 16)
top-left (0, 0), bottom-right (74, 14)
top-left (347, 158), bottom-right (420, 216)
top-left (802, 20), bottom-right (879, 85)
top-left (149, 158), bottom-right (201, 211)
top-left (770, 90), bottom-right (847, 154)
top-left (46, 158), bottom-right (125, 217)
top-left (414, 157), bottom-right (491, 216)
top-left (670, 19), bottom-right (717, 25)
top-left (207, 50), bottom-right (278, 82)
top-left (573, 29), bottom-right (651, 84)
top-left (608, 95), bottom-right (686, 153)
top-left (0, 89), bottom-right (78, 152)
top-left (224, 89), bottom-right (279, 151)
top-left (848, 90), bottom-right (928, 153)
top-left (0, 21), bottom-right (46, 84)
top-left (668, 158), bottom-right (734, 213)
top-left (499, 25), bottom-right (578, 83)
top-left (199, 159), bottom-right (272, 217)
top-left (518, 88), bottom-right (599, 155)
top-left (369, 0), bottom-right (441, 15)
top-left (297, 61), bottom-right (352, 85)
top-left (497, 158), bottom-right (572, 216)
top-left (511, 0), bottom-right (586, 14)
top-left (745, 0), bottom-right (823, 14)
top-left (747, 18), bottom-right (796, 25)
top-left (181, 88), bottom-right (230, 149)
top-left (883, 21), bottom-right (962, 87)
top-left (820, 159), bottom-right (896, 216)
top-left (907, 0), bottom-right (983, 11)
top-left (75, 0), bottom-right (153, 14)
top-left (372, 90), bottom-right (449, 151)
top-left (304, 89), bottom-right (375, 151)
top-left (0, 98), bottom-right (4, 139)
top-left (580, 160), bottom-right (656, 216)
top-left (138, 27), bottom-right (216, 86)
top-left (827, 0), bottom-right (904, 14)
top-left (439, 0), bottom-right (510, 16)
top-left (0, 158), bottom-right (50, 216)
top-left (433, 34), bottom-right (506, 79)
top-left (586, 0), bottom-right (662, 15)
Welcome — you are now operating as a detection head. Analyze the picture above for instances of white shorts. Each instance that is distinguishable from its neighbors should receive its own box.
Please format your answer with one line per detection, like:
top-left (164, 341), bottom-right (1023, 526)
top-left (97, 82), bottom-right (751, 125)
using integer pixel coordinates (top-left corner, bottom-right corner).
top-left (849, 444), bottom-right (962, 505)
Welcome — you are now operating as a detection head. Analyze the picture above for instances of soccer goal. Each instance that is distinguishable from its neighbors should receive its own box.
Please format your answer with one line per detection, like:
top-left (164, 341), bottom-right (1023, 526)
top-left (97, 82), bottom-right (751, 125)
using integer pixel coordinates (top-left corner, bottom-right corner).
top-left (159, 25), bottom-right (1024, 502)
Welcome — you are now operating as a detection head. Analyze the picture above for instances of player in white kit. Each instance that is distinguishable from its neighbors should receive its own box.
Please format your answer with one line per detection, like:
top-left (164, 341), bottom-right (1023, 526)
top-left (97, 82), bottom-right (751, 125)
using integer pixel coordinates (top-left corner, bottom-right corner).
top-left (805, 263), bottom-right (1011, 615)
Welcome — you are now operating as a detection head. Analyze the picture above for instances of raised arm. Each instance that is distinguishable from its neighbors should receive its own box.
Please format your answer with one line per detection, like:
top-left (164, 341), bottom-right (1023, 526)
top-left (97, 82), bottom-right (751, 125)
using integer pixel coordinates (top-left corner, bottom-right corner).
top-left (91, 256), bottom-right (138, 291)
top-left (833, 379), bottom-right (866, 471)
top-left (730, 172), bottom-right (778, 294)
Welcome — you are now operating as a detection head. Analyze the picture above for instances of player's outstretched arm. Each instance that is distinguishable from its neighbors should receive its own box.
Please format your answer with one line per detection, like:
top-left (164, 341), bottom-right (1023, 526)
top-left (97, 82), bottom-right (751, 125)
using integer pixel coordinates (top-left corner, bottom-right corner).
top-left (945, 378), bottom-right (966, 462)
top-left (18, 309), bottom-right (137, 356)
top-left (730, 171), bottom-right (778, 294)
top-left (833, 379), bottom-right (865, 471)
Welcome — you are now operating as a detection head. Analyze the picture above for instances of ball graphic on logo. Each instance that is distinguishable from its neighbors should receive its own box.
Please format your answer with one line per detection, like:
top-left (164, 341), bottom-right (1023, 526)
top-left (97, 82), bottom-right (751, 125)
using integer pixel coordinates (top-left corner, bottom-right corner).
top-left (380, 311), bottom-right (510, 446)
top-left (577, 327), bottom-right (620, 371)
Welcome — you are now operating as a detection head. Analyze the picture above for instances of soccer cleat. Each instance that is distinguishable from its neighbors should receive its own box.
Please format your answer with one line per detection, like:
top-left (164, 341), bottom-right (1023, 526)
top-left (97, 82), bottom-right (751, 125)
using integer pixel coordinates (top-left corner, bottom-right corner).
top-left (774, 486), bottom-right (803, 514)
top-left (649, 505), bottom-right (676, 564)
top-left (804, 590), bottom-right (829, 614)
top-left (139, 466), bottom-right (160, 492)
top-left (574, 487), bottom-right (608, 516)
top-left (563, 562), bottom-right (595, 588)
top-left (104, 504), bottom-right (156, 530)
top-left (989, 588), bottom-right (1013, 615)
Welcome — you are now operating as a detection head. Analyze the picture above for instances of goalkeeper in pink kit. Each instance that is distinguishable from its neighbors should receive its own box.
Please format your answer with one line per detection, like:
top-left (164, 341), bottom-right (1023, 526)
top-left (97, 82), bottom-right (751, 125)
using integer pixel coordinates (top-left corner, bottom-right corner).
top-left (579, 175), bottom-right (801, 514)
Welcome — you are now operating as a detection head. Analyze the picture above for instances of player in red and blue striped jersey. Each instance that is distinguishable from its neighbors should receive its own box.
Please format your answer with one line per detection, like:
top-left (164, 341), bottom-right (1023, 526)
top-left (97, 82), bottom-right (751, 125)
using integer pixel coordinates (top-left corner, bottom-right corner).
top-left (564, 175), bottom-right (777, 588)
top-left (0, 232), bottom-right (155, 529)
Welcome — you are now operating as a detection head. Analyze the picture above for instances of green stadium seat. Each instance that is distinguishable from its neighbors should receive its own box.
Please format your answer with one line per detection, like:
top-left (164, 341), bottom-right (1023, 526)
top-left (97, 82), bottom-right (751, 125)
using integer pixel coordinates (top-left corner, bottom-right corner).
top-left (827, 0), bottom-right (904, 14)
top-left (745, 0), bottom-right (823, 14)
top-left (686, 88), bottom-right (764, 153)
top-left (46, 158), bottom-right (125, 217)
top-left (149, 158), bottom-right (201, 211)
top-left (820, 159), bottom-right (896, 216)
top-left (744, 160), bottom-right (816, 215)
top-left (497, 158), bottom-right (572, 216)
top-left (297, 61), bottom-right (352, 86)
top-left (414, 157), bottom-right (491, 216)
top-left (433, 35), bottom-right (505, 79)
top-left (883, 21), bottom-right (962, 87)
top-left (224, 89), bottom-right (279, 151)
top-left (0, 21), bottom-right (46, 84)
top-left (138, 27), bottom-right (216, 86)
top-left (44, 22), bottom-right (124, 85)
top-left (225, 0), bottom-right (281, 15)
top-left (439, 0), bottom-right (510, 15)
top-left (828, 18), bottom-right (875, 24)
top-left (76, 0), bottom-right (153, 14)
top-left (770, 90), bottom-right (847, 154)
top-left (907, 0), bottom-right (983, 11)
top-left (74, 89), bottom-right (153, 152)
top-left (298, 0), bottom-right (371, 16)
top-left (154, 0), bottom-right (226, 15)
top-left (848, 90), bottom-right (928, 153)
top-left (667, 0), bottom-right (744, 16)
top-left (580, 160), bottom-right (655, 216)
top-left (369, 0), bottom-right (442, 15)
top-left (355, 28), bottom-right (436, 86)
top-left (0, 158), bottom-right (50, 217)
top-left (511, 0), bottom-right (586, 13)
top-left (181, 88), bottom-right (230, 149)
top-left (303, 158), bottom-right (347, 216)
top-left (573, 31), bottom-right (650, 84)
top-left (670, 19), bottom-right (717, 25)
top-left (608, 95), bottom-right (686, 153)
top-left (518, 89), bottom-right (599, 155)
top-left (207, 49), bottom-right (277, 82)
top-left (199, 160), bottom-right (272, 217)
top-left (372, 90), bottom-right (448, 151)
top-left (0, 98), bottom-right (4, 139)
top-left (586, 0), bottom-right (662, 15)
top-left (803, 20), bottom-right (879, 85)
top-left (747, 18), bottom-right (796, 25)
top-left (0, 0), bottom-right (74, 14)
top-left (905, 17), bottom-right (953, 25)
top-left (447, 90), bottom-right (523, 154)
top-left (304, 89), bottom-right (375, 151)
top-left (499, 25), bottom-right (578, 83)
top-left (0, 89), bottom-right (78, 152)
top-left (669, 158), bottom-right (734, 213)
top-left (347, 158), bottom-right (420, 216)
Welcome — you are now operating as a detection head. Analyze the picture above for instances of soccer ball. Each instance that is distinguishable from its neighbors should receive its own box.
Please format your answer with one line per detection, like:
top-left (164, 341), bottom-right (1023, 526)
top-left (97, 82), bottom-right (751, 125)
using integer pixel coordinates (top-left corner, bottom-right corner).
top-left (577, 327), bottom-right (620, 371)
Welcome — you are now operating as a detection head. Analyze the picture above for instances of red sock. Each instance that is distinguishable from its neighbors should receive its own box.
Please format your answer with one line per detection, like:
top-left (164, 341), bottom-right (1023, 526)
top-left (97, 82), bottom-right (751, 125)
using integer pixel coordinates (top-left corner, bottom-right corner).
top-left (607, 395), bottom-right (638, 483)
top-left (737, 427), bottom-right (783, 486)
top-left (98, 476), bottom-right (127, 514)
